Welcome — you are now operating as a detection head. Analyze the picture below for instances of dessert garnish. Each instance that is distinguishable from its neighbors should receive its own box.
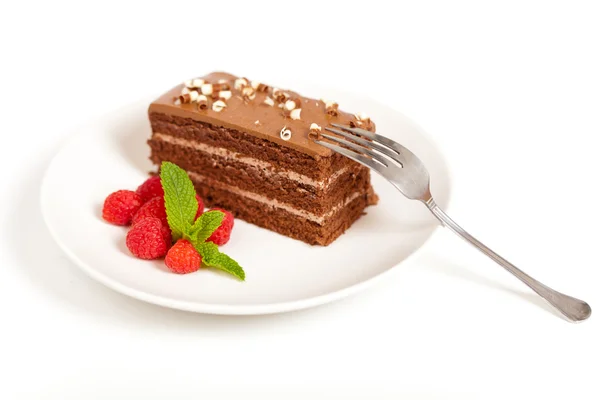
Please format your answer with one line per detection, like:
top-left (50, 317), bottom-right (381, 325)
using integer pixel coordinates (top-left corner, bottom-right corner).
top-left (279, 126), bottom-right (292, 141)
top-left (102, 162), bottom-right (244, 280)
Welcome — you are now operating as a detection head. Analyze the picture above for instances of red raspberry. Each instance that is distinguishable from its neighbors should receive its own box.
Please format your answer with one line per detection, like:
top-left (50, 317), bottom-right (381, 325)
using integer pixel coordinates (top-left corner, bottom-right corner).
top-left (207, 208), bottom-right (234, 246)
top-left (126, 217), bottom-right (169, 259)
top-left (195, 194), bottom-right (205, 220)
top-left (131, 196), bottom-right (168, 227)
top-left (102, 190), bottom-right (143, 226)
top-left (161, 224), bottom-right (172, 248)
top-left (136, 176), bottom-right (164, 203)
top-left (165, 240), bottom-right (202, 274)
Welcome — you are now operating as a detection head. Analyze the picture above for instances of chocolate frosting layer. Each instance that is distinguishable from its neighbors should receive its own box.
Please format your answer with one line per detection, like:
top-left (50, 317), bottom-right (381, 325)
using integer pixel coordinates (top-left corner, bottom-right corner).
top-left (148, 72), bottom-right (373, 158)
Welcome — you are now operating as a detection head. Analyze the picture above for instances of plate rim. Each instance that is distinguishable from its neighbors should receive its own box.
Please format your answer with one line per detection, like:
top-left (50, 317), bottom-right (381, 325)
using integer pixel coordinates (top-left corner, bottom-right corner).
top-left (40, 89), bottom-right (452, 315)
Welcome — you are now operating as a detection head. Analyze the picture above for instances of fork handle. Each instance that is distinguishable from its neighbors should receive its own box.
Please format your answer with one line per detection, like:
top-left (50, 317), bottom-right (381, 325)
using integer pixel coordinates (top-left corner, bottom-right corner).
top-left (425, 199), bottom-right (591, 322)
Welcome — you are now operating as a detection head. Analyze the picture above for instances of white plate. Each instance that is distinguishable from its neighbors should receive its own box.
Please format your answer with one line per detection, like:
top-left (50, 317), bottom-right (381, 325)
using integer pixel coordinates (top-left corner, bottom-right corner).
top-left (41, 83), bottom-right (451, 315)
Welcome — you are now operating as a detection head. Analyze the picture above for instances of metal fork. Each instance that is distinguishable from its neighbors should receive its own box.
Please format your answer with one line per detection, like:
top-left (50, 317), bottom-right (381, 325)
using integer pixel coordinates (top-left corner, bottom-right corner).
top-left (316, 123), bottom-right (591, 322)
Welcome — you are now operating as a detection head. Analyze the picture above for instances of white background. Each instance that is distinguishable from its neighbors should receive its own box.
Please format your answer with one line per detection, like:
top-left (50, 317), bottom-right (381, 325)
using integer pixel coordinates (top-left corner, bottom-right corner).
top-left (1, 1), bottom-right (599, 399)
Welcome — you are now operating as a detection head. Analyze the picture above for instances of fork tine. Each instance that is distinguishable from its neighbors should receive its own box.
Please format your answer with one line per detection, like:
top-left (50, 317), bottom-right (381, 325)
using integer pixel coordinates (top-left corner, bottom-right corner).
top-left (324, 127), bottom-right (403, 165)
top-left (331, 123), bottom-right (406, 154)
top-left (320, 133), bottom-right (389, 166)
top-left (331, 123), bottom-right (376, 139)
top-left (314, 140), bottom-right (389, 175)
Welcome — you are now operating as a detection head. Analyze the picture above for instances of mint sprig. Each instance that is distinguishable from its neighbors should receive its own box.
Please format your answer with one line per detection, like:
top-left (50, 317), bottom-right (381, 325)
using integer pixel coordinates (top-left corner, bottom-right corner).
top-left (160, 162), bottom-right (198, 241)
top-left (189, 210), bottom-right (224, 243)
top-left (196, 242), bottom-right (245, 281)
top-left (160, 162), bottom-right (245, 281)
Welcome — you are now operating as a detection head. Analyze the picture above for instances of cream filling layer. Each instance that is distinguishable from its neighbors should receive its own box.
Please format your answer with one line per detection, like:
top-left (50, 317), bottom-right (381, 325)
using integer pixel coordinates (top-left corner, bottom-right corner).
top-left (188, 171), bottom-right (364, 226)
top-left (153, 133), bottom-right (348, 189)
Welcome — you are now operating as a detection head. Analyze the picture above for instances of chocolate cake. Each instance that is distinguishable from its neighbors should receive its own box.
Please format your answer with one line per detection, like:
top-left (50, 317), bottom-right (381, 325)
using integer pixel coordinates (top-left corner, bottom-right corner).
top-left (147, 72), bottom-right (378, 245)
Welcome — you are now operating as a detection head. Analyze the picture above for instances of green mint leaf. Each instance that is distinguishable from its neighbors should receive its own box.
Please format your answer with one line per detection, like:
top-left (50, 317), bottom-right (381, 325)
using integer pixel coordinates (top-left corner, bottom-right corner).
top-left (196, 242), bottom-right (245, 281)
top-left (160, 162), bottom-right (198, 241)
top-left (195, 241), bottom-right (220, 261)
top-left (189, 210), bottom-right (224, 245)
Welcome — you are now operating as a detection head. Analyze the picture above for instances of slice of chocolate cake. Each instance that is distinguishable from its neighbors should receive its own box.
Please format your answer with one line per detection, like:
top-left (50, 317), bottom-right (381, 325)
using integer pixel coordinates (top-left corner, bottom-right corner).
top-left (148, 72), bottom-right (378, 245)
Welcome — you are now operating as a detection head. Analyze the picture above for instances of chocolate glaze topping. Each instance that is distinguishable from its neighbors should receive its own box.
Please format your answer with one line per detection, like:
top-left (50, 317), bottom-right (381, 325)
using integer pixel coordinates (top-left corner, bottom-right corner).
top-left (149, 72), bottom-right (373, 158)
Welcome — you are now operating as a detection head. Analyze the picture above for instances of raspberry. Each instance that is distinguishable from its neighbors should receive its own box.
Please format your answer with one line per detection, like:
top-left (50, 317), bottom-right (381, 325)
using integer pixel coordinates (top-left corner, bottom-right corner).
top-left (195, 194), bottom-right (205, 220)
top-left (162, 224), bottom-right (172, 248)
top-left (136, 176), bottom-right (164, 203)
top-left (207, 208), bottom-right (234, 246)
top-left (102, 190), bottom-right (143, 225)
top-left (165, 240), bottom-right (202, 274)
top-left (126, 217), bottom-right (169, 259)
top-left (131, 196), bottom-right (168, 227)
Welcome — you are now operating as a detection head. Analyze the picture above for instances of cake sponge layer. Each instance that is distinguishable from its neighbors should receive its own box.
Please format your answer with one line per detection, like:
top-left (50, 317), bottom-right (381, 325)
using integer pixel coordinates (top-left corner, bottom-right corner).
top-left (149, 113), bottom-right (356, 180)
top-left (149, 132), bottom-right (372, 215)
top-left (191, 172), bottom-right (378, 246)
